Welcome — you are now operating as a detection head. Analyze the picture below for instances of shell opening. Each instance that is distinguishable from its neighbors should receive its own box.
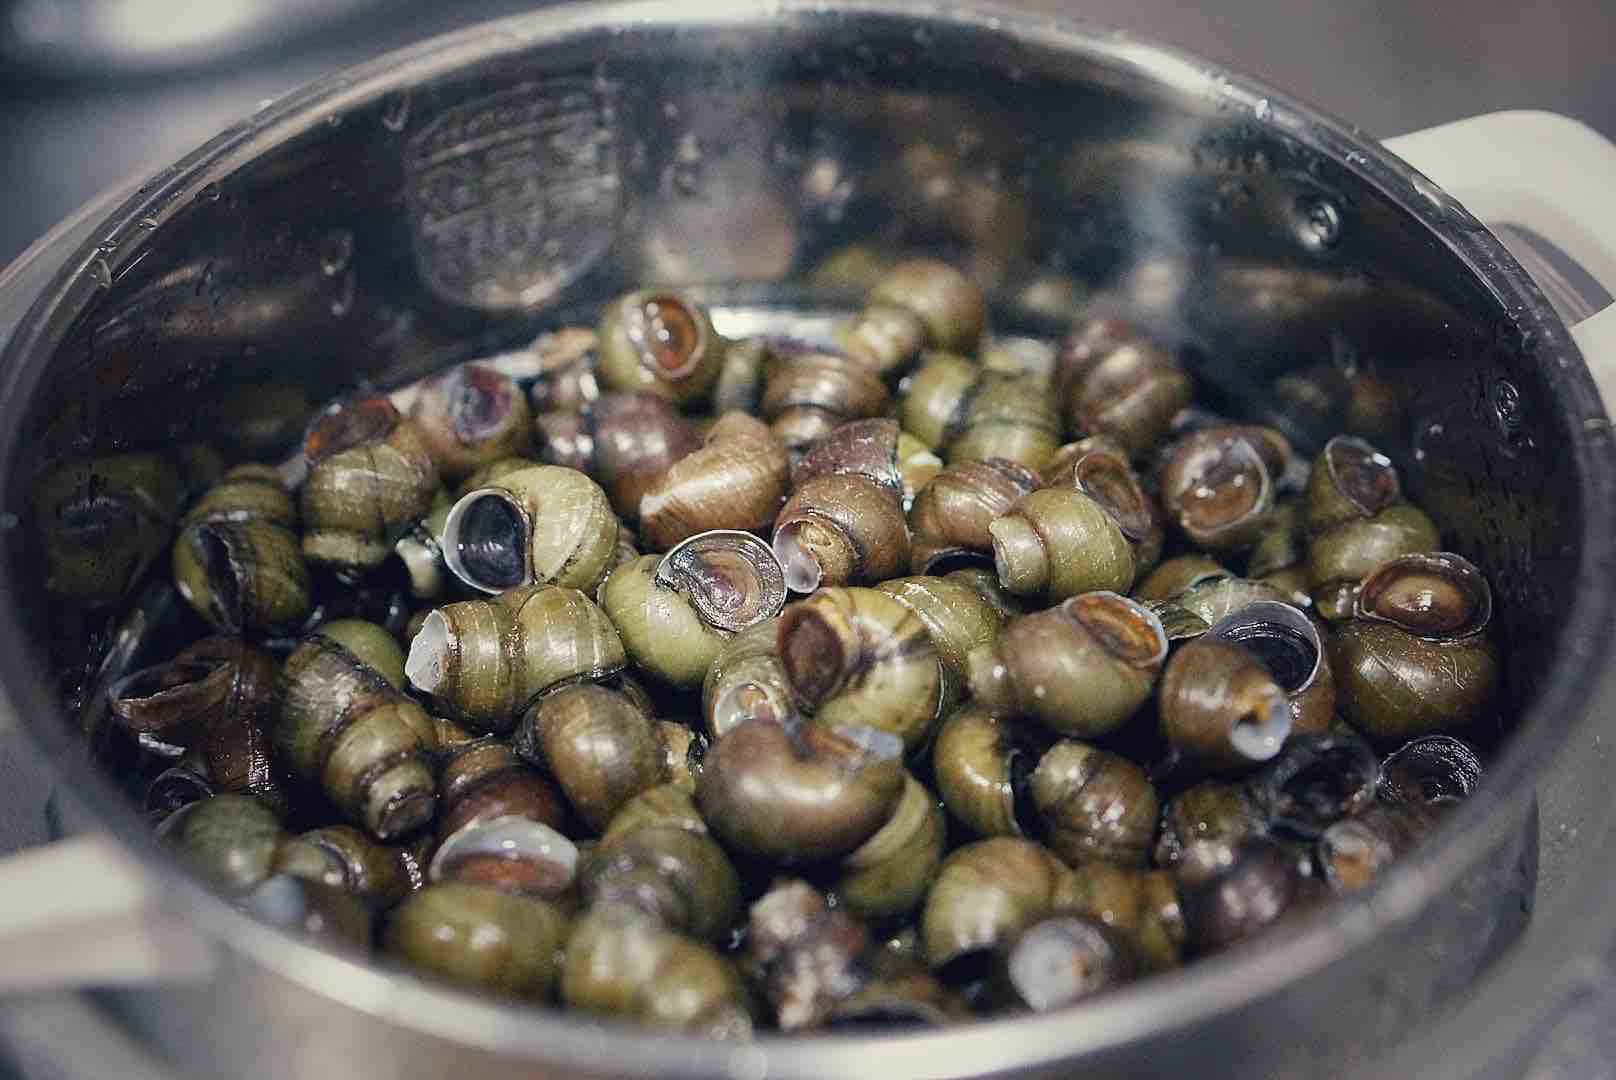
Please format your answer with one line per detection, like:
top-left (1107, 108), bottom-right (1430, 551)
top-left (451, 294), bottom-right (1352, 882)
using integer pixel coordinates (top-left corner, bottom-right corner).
top-left (1324, 435), bottom-right (1400, 516)
top-left (658, 530), bottom-right (787, 632)
top-left (430, 815), bottom-right (579, 898)
top-left (773, 524), bottom-right (827, 595)
top-left (304, 396), bottom-right (397, 461)
top-left (195, 526), bottom-right (242, 629)
top-left (442, 490), bottom-right (528, 593)
top-left (1228, 691), bottom-right (1292, 762)
top-left (403, 611), bottom-right (450, 698)
top-left (442, 363), bottom-right (514, 443)
top-left (628, 293), bottom-right (706, 377)
top-left (711, 682), bottom-right (780, 736)
top-left (1072, 451), bottom-right (1153, 541)
top-left (1356, 552), bottom-right (1492, 640)
top-left (1065, 592), bottom-right (1168, 669)
top-left (1167, 435), bottom-right (1270, 537)
top-left (1208, 601), bottom-right (1322, 693)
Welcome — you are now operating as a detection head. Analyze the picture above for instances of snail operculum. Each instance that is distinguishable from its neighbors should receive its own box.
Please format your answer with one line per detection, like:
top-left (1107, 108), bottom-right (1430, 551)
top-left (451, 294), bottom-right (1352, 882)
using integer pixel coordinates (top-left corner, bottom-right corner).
top-left (654, 529), bottom-right (787, 634)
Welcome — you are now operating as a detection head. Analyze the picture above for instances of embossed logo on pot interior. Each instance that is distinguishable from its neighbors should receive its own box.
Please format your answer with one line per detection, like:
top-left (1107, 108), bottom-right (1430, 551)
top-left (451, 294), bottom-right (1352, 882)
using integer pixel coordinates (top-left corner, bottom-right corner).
top-left (406, 78), bottom-right (620, 311)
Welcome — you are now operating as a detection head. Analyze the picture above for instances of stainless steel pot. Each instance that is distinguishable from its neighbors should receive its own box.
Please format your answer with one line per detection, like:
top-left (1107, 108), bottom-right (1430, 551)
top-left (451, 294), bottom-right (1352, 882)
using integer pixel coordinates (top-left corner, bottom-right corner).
top-left (1, 3), bottom-right (1615, 1077)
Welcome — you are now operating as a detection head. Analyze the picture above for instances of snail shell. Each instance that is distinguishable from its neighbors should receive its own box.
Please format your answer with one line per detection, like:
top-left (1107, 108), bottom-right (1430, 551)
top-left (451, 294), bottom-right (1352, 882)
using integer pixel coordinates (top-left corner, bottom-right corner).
top-left (602, 532), bottom-right (786, 689)
top-left (638, 412), bottom-right (789, 550)
top-left (436, 738), bottom-right (568, 840)
top-left (702, 617), bottom-right (796, 739)
top-left (533, 392), bottom-right (700, 522)
top-left (158, 793), bottom-right (284, 892)
top-left (514, 683), bottom-right (667, 833)
top-left (300, 396), bottom-right (438, 573)
top-left (867, 258), bottom-right (987, 354)
top-left (276, 628), bottom-right (439, 839)
top-left (773, 473), bottom-right (911, 592)
top-left (596, 289), bottom-right (724, 407)
top-left (405, 585), bottom-right (625, 733)
top-left (32, 452), bottom-right (181, 608)
top-left (761, 344), bottom-right (891, 452)
top-left (442, 465), bottom-right (619, 596)
top-left (561, 906), bottom-right (752, 1037)
top-left (1054, 319), bottom-right (1192, 455)
top-left (1157, 638), bottom-right (1292, 772)
top-left (697, 717), bottom-right (904, 863)
top-left (777, 586), bottom-right (945, 750)
top-left (272, 824), bottom-right (418, 910)
top-left (386, 882), bottom-right (569, 999)
top-left (833, 771), bottom-right (948, 921)
top-left (967, 592), bottom-right (1167, 738)
top-left (875, 574), bottom-right (1005, 714)
top-left (990, 488), bottom-right (1136, 602)
top-left (409, 362), bottom-right (532, 481)
top-left (526, 327), bottom-right (602, 415)
top-left (920, 837), bottom-right (1079, 968)
top-left (908, 458), bottom-right (1040, 574)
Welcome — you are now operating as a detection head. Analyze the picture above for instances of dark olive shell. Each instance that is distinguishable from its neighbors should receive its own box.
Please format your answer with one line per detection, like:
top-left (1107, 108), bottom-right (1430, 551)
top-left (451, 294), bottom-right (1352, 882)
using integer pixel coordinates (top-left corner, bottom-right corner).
top-left (1356, 551), bottom-right (1492, 640)
top-left (908, 458), bottom-right (1040, 574)
top-left (596, 289), bottom-right (722, 407)
top-left (1247, 732), bottom-right (1379, 838)
top-left (536, 392), bottom-right (700, 521)
top-left (1303, 435), bottom-right (1402, 536)
top-left (867, 258), bottom-right (987, 354)
top-left (1054, 320), bottom-right (1192, 456)
top-left (1379, 735), bottom-right (1483, 807)
top-left (639, 412), bottom-right (790, 550)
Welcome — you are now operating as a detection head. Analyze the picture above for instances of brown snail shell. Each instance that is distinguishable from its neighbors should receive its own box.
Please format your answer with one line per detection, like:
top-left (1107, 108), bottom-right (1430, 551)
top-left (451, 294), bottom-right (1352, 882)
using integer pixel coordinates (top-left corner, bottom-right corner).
top-left (1157, 638), bottom-right (1292, 772)
top-left (710, 335), bottom-right (771, 416)
top-left (1303, 435), bottom-right (1403, 536)
top-left (1158, 427), bottom-right (1276, 555)
top-left (405, 585), bottom-right (625, 733)
top-left (697, 717), bottom-right (904, 863)
top-left (638, 412), bottom-right (789, 550)
top-left (702, 617), bottom-right (796, 740)
top-left (1049, 442), bottom-right (1165, 574)
top-left (300, 396), bottom-right (439, 572)
top-left (1054, 319), bottom-right (1192, 455)
top-left (967, 591), bottom-right (1167, 738)
top-left (409, 362), bottom-right (533, 481)
top-left (1155, 781), bottom-right (1270, 887)
top-left (875, 574), bottom-right (1006, 713)
top-left (442, 464), bottom-right (619, 596)
top-left (533, 392), bottom-right (700, 522)
top-left (777, 586), bottom-right (945, 750)
top-left (595, 288), bottom-right (723, 407)
top-left (603, 532), bottom-right (786, 689)
top-left (1061, 862), bottom-right (1185, 972)
top-left (1132, 554), bottom-right (1232, 603)
top-left (1029, 741), bottom-right (1159, 868)
top-left (908, 458), bottom-right (1040, 573)
top-left (790, 417), bottom-right (909, 502)
top-left (514, 683), bottom-right (668, 833)
top-left (582, 813), bottom-right (740, 941)
top-left (761, 344), bottom-right (891, 452)
top-left (159, 794), bottom-right (285, 892)
top-left (1330, 552), bottom-right (1499, 740)
top-left (185, 637), bottom-right (287, 812)
top-left (276, 628), bottom-right (439, 840)
top-left (172, 519), bottom-right (311, 636)
top-left (773, 473), bottom-right (911, 592)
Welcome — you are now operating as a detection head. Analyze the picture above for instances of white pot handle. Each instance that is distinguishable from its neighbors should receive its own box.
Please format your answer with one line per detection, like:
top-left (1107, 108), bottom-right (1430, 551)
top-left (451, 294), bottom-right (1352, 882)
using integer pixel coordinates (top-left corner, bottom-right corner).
top-left (0, 834), bottom-right (214, 992)
top-left (1383, 110), bottom-right (1616, 412)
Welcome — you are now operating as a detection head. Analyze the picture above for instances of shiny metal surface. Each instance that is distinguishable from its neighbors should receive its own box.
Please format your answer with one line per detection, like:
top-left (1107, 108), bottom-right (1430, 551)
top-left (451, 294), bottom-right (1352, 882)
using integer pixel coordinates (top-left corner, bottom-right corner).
top-left (0, 2), bottom-right (1614, 1077)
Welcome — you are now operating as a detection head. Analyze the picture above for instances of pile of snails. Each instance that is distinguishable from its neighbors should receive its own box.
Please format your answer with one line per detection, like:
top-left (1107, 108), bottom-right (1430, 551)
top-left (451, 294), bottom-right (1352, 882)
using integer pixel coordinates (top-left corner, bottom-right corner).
top-left (86, 259), bottom-right (1501, 1034)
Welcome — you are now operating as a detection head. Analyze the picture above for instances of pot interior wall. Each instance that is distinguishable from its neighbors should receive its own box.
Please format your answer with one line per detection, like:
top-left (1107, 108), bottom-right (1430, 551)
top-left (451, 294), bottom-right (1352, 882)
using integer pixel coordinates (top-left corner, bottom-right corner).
top-left (0, 2), bottom-right (1584, 1036)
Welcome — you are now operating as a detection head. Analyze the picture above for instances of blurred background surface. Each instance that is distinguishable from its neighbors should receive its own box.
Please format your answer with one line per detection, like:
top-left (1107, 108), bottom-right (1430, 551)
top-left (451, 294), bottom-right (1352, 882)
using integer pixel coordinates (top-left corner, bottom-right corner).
top-left (2, 0), bottom-right (1614, 266)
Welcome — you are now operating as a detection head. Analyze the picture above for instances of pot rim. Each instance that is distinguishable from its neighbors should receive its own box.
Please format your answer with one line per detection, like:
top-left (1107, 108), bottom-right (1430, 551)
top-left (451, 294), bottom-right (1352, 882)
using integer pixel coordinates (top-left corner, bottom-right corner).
top-left (2, 1), bottom-right (1614, 1074)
